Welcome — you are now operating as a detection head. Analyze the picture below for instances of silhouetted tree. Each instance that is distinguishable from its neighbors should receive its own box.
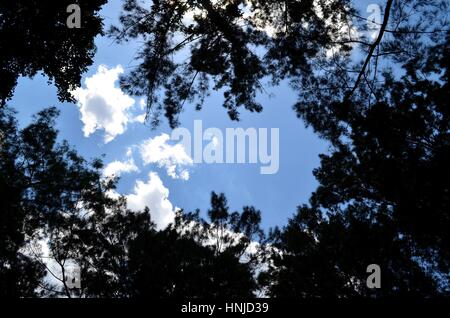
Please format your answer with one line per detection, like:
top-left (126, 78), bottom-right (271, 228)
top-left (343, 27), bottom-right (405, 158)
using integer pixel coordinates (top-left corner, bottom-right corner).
top-left (0, 106), bottom-right (123, 297)
top-left (317, 31), bottom-right (449, 273)
top-left (262, 204), bottom-right (441, 297)
top-left (0, 0), bottom-right (107, 105)
top-left (111, 0), bottom-right (449, 296)
top-left (73, 205), bottom-right (154, 298)
top-left (111, 0), bottom-right (355, 127)
top-left (0, 106), bottom-right (265, 297)
top-left (0, 107), bottom-right (45, 297)
top-left (125, 192), bottom-right (264, 298)
top-left (1, 0), bottom-right (449, 299)
top-left (262, 31), bottom-right (450, 296)
top-left (112, 1), bottom-right (448, 133)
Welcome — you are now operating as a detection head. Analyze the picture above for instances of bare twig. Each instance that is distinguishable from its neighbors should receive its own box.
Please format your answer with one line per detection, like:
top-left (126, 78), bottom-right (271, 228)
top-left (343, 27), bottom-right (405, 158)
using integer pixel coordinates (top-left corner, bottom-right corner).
top-left (346, 0), bottom-right (394, 100)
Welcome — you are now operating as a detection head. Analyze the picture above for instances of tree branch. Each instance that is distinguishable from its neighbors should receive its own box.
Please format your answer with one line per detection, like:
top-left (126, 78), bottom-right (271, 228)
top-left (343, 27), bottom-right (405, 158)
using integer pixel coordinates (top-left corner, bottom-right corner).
top-left (345, 0), bottom-right (394, 100)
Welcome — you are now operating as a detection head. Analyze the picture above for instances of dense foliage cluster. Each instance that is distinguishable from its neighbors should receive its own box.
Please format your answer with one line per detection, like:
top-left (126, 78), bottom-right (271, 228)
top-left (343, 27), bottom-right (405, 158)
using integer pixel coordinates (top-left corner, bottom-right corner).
top-left (0, 0), bottom-right (107, 105)
top-left (0, 0), bottom-right (448, 297)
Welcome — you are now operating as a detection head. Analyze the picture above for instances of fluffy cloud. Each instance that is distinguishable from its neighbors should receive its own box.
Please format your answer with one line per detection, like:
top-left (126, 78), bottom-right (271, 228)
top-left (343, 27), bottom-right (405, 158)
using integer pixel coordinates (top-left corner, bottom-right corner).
top-left (126, 172), bottom-right (176, 230)
top-left (103, 158), bottom-right (139, 179)
top-left (103, 139), bottom-right (189, 228)
top-left (71, 65), bottom-right (136, 143)
top-left (140, 134), bottom-right (193, 180)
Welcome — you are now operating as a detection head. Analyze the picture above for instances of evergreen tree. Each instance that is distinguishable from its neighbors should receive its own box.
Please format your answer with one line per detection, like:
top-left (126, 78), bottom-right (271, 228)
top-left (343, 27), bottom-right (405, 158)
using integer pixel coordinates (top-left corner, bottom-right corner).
top-left (111, 0), bottom-right (354, 127)
top-left (0, 108), bottom-right (264, 297)
top-left (126, 192), bottom-right (263, 298)
top-left (1, 0), bottom-right (448, 298)
top-left (263, 32), bottom-right (450, 296)
top-left (0, 0), bottom-right (107, 105)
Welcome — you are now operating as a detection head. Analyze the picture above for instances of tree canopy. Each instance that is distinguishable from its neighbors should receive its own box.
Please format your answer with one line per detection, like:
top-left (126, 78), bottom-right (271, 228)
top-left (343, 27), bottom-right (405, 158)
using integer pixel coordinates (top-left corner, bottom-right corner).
top-left (1, 102), bottom-right (448, 297)
top-left (0, 0), bottom-right (107, 105)
top-left (111, 0), bottom-right (356, 127)
top-left (0, 107), bottom-right (263, 297)
top-left (0, 0), bottom-right (449, 298)
top-left (111, 0), bottom-right (448, 129)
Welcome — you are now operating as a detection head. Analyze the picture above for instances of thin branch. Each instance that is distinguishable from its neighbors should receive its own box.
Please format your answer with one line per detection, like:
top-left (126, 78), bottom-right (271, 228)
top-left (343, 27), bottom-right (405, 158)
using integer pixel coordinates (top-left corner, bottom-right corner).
top-left (384, 28), bottom-right (449, 34)
top-left (348, 10), bottom-right (448, 34)
top-left (54, 256), bottom-right (72, 298)
top-left (346, 0), bottom-right (394, 100)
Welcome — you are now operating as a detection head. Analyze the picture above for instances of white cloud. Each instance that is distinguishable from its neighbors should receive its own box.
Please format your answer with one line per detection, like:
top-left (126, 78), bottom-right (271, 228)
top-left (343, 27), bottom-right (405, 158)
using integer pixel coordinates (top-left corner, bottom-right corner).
top-left (102, 138), bottom-right (189, 228)
top-left (71, 65), bottom-right (136, 143)
top-left (140, 134), bottom-right (193, 180)
top-left (133, 113), bottom-right (147, 124)
top-left (21, 234), bottom-right (81, 295)
top-left (103, 158), bottom-right (139, 179)
top-left (139, 98), bottom-right (146, 110)
top-left (126, 172), bottom-right (176, 230)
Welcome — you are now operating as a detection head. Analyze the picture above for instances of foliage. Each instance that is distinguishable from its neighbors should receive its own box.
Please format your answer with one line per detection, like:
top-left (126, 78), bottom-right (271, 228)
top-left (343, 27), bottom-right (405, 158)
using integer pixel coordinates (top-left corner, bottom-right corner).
top-left (0, 0), bottom-right (107, 105)
top-left (1, 0), bottom-right (449, 298)
top-left (111, 0), bottom-right (354, 127)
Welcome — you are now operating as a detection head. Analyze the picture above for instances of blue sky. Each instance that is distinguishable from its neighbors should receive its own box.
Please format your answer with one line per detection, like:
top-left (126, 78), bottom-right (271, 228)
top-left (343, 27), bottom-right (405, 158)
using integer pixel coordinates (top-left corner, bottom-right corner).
top-left (8, 0), bottom-right (384, 230)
